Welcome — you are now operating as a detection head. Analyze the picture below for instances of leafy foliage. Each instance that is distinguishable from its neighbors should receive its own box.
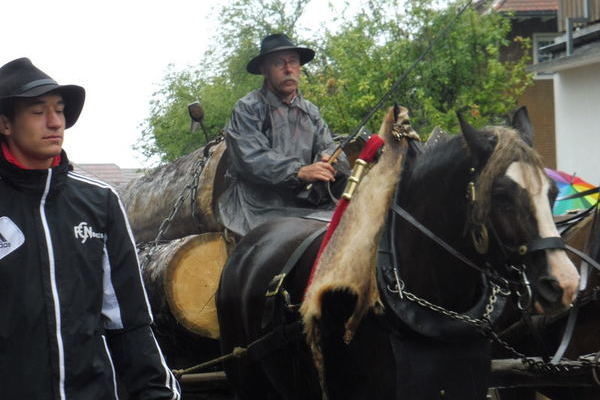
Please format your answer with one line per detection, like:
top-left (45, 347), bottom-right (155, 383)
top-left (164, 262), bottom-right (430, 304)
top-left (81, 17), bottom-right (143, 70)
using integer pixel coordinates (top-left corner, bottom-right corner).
top-left (139, 0), bottom-right (533, 163)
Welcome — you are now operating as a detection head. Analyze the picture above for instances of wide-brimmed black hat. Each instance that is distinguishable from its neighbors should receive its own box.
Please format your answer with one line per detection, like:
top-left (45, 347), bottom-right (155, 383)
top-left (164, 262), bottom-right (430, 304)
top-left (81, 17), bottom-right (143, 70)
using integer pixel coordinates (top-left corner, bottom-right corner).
top-left (0, 58), bottom-right (85, 129)
top-left (246, 33), bottom-right (315, 75)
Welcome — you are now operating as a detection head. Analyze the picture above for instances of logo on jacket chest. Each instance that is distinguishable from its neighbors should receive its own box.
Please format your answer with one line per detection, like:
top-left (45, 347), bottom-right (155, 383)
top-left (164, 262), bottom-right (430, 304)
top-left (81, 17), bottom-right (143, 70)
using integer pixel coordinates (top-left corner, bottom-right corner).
top-left (0, 216), bottom-right (25, 260)
top-left (74, 222), bottom-right (105, 243)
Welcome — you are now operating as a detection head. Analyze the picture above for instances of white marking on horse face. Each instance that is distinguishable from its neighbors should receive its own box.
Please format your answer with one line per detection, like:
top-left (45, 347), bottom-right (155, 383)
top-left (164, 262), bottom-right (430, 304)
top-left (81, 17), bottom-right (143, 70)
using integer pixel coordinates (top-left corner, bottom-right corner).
top-left (505, 162), bottom-right (579, 309)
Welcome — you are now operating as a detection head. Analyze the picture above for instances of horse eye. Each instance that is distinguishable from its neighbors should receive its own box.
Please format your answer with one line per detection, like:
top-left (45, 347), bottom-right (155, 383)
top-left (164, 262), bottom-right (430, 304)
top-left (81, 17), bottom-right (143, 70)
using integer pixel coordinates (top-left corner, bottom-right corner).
top-left (493, 193), bottom-right (514, 212)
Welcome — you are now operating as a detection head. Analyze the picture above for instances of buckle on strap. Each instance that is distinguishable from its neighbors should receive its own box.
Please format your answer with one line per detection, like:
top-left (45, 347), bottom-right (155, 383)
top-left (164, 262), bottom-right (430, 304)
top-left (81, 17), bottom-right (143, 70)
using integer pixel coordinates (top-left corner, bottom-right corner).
top-left (265, 273), bottom-right (286, 297)
top-left (527, 236), bottom-right (565, 253)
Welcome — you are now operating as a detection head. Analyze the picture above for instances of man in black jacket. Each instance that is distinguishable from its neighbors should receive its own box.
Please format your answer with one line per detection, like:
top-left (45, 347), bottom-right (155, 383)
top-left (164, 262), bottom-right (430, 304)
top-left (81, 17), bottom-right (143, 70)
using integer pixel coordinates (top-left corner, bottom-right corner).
top-left (0, 58), bottom-right (180, 399)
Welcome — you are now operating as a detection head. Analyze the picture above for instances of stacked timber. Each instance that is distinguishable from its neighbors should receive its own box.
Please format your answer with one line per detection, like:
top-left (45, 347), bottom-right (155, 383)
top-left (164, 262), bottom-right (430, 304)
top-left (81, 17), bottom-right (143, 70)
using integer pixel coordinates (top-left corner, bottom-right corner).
top-left (120, 139), bottom-right (231, 348)
top-left (120, 140), bottom-right (228, 243)
top-left (120, 136), bottom-right (361, 346)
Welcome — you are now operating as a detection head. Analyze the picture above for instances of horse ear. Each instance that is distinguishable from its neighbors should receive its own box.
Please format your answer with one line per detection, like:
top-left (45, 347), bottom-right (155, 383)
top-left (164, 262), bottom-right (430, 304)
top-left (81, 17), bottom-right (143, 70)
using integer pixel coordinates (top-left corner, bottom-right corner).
top-left (457, 111), bottom-right (497, 166)
top-left (393, 103), bottom-right (400, 122)
top-left (511, 106), bottom-right (534, 146)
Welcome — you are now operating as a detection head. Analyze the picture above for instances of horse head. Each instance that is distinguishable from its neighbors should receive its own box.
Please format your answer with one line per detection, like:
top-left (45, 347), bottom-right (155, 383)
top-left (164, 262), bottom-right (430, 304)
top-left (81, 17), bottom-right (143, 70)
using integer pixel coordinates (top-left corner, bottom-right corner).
top-left (457, 110), bottom-right (579, 314)
top-left (392, 107), bottom-right (578, 320)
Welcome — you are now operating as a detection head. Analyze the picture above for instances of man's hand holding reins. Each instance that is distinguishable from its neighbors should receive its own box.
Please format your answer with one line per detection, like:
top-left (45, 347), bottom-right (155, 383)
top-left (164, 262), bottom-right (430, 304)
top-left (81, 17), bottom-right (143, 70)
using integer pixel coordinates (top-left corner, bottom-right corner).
top-left (298, 161), bottom-right (336, 183)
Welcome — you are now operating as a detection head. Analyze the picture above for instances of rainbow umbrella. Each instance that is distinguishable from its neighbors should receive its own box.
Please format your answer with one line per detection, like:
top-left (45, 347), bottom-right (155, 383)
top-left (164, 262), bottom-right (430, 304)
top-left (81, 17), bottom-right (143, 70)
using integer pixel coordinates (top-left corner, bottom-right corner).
top-left (544, 168), bottom-right (599, 215)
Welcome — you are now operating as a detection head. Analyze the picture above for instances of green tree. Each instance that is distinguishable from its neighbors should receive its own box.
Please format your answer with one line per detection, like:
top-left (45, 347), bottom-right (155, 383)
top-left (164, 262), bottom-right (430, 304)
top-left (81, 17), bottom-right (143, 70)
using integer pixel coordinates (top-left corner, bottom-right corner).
top-left (136, 0), bottom-right (310, 163)
top-left (303, 0), bottom-right (532, 137)
top-left (139, 0), bottom-right (532, 163)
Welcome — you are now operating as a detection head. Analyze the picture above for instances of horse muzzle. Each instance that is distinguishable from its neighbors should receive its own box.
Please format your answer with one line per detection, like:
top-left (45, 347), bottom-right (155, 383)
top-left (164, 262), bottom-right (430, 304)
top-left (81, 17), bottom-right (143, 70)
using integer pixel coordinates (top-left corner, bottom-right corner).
top-left (522, 237), bottom-right (578, 313)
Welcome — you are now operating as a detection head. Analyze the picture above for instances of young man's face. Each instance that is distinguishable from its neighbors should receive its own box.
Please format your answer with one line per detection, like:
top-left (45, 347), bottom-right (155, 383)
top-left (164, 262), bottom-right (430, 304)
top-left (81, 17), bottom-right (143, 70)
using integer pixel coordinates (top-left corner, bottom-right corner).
top-left (262, 50), bottom-right (301, 100)
top-left (0, 93), bottom-right (65, 169)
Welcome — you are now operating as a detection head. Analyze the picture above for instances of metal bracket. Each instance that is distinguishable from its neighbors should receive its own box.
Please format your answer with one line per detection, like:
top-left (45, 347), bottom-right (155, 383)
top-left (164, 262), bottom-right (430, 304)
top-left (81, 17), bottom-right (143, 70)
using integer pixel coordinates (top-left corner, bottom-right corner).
top-left (265, 273), bottom-right (286, 297)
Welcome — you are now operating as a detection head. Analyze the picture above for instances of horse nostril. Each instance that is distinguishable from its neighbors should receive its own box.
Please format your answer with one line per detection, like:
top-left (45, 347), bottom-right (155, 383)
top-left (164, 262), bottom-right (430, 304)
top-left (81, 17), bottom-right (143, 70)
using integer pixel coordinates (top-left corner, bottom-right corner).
top-left (537, 276), bottom-right (563, 305)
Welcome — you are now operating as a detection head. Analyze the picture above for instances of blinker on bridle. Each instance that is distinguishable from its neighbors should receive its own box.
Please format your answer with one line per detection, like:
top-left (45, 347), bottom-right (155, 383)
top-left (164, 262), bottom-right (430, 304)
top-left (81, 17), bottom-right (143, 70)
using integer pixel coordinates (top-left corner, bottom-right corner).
top-left (466, 166), bottom-right (567, 260)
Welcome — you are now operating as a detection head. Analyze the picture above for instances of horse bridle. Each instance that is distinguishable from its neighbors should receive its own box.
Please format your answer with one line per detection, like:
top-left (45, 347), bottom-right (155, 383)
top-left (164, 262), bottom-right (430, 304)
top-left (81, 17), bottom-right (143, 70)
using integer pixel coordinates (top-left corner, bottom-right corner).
top-left (390, 181), bottom-right (600, 364)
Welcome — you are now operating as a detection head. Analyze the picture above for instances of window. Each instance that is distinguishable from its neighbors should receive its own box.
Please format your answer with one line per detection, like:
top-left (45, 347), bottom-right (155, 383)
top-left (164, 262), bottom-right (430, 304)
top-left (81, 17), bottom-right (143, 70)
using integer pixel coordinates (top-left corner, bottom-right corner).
top-left (533, 33), bottom-right (559, 64)
top-left (533, 32), bottom-right (560, 78)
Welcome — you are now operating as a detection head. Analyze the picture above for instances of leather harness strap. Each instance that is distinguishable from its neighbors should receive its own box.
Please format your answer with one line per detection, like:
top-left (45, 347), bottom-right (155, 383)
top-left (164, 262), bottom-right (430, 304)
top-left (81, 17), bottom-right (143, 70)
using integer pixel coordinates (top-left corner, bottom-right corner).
top-left (390, 203), bottom-right (487, 274)
top-left (528, 236), bottom-right (565, 252)
top-left (261, 226), bottom-right (327, 330)
top-left (552, 207), bottom-right (600, 364)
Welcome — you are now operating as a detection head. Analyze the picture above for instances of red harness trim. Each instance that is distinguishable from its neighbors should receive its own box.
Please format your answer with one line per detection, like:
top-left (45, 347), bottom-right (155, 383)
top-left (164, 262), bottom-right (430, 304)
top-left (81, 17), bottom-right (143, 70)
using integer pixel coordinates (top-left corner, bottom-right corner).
top-left (305, 134), bottom-right (385, 291)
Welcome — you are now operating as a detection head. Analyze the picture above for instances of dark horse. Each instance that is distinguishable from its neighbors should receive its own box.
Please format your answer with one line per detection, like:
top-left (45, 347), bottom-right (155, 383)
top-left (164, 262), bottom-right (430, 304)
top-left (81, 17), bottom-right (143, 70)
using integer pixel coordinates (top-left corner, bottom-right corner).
top-left (216, 107), bottom-right (580, 400)
top-left (494, 207), bottom-right (600, 400)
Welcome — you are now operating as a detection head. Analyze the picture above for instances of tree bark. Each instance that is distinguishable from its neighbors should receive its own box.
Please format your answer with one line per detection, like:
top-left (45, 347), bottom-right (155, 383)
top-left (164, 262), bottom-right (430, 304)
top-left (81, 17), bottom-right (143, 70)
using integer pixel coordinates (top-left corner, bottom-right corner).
top-left (120, 141), bottom-right (228, 243)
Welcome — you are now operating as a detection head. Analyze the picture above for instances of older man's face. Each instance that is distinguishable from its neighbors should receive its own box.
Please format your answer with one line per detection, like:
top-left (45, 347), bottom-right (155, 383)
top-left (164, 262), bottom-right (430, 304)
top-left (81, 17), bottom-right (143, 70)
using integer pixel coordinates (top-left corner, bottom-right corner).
top-left (262, 50), bottom-right (301, 101)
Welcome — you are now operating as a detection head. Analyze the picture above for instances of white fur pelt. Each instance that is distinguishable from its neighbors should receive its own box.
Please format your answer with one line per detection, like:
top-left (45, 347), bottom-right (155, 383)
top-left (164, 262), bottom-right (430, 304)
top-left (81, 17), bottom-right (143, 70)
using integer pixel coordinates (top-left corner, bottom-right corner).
top-left (300, 106), bottom-right (414, 386)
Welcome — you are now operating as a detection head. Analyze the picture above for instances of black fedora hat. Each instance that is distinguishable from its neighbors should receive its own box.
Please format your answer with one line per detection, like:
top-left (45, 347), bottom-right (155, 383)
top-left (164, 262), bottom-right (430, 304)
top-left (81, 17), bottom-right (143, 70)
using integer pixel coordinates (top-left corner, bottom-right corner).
top-left (0, 58), bottom-right (85, 129)
top-left (246, 33), bottom-right (315, 75)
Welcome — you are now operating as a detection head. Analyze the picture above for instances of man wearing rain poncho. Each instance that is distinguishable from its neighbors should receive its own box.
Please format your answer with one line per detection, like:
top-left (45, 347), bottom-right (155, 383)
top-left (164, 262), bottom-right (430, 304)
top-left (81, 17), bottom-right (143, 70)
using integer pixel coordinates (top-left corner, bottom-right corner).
top-left (218, 33), bottom-right (349, 237)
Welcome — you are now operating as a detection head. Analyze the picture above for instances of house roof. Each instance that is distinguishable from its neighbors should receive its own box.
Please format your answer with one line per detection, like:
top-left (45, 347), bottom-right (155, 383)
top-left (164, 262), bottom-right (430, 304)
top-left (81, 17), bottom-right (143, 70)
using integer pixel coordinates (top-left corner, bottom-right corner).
top-left (72, 163), bottom-right (143, 188)
top-left (491, 0), bottom-right (558, 12)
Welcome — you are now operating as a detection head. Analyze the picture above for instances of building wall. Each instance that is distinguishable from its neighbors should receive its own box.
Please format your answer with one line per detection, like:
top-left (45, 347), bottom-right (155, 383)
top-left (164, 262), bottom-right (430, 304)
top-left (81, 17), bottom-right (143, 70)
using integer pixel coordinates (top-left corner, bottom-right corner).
top-left (558, 0), bottom-right (600, 31)
top-left (518, 79), bottom-right (557, 168)
top-left (502, 18), bottom-right (558, 63)
top-left (502, 17), bottom-right (558, 168)
top-left (554, 62), bottom-right (600, 184)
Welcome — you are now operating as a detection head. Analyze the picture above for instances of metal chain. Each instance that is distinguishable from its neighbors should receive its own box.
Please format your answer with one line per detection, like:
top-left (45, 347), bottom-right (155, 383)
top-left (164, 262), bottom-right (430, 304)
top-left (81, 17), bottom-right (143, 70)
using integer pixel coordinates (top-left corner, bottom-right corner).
top-left (388, 273), bottom-right (600, 376)
top-left (140, 136), bottom-right (223, 267)
top-left (394, 286), bottom-right (493, 330)
top-left (483, 283), bottom-right (503, 320)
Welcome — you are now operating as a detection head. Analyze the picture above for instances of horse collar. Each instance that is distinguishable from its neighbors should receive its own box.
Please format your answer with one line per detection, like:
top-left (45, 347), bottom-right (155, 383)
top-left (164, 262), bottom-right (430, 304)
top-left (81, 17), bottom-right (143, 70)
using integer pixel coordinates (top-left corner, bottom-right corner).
top-left (376, 216), bottom-right (507, 341)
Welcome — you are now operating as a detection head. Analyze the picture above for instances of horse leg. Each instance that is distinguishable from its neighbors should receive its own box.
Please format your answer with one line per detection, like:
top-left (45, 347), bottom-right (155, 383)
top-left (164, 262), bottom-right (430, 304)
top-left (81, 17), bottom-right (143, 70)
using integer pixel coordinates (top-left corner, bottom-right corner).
top-left (537, 387), bottom-right (600, 400)
top-left (390, 333), bottom-right (491, 400)
top-left (314, 291), bottom-right (395, 400)
top-left (493, 388), bottom-right (538, 400)
top-left (218, 316), bottom-right (280, 399)
top-left (218, 267), bottom-right (281, 399)
top-left (259, 342), bottom-right (323, 400)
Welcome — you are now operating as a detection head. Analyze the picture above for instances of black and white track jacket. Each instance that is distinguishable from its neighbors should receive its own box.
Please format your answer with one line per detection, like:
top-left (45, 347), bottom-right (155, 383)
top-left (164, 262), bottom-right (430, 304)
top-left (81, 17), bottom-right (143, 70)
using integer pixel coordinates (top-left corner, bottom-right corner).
top-left (0, 151), bottom-right (180, 399)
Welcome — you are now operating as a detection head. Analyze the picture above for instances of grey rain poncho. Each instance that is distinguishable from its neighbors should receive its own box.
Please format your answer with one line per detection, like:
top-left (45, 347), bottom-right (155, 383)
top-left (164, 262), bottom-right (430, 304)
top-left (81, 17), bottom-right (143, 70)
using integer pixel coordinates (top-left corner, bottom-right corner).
top-left (218, 86), bottom-right (349, 236)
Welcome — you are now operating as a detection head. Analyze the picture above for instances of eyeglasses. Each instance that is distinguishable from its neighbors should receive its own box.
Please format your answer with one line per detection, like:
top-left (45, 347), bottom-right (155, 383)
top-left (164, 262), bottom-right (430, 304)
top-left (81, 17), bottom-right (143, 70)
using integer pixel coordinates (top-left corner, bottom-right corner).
top-left (270, 57), bottom-right (300, 69)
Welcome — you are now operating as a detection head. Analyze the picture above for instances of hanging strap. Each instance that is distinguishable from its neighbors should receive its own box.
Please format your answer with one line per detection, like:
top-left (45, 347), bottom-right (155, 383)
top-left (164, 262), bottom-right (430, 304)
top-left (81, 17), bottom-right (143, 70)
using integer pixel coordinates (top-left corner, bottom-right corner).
top-left (390, 203), bottom-right (489, 276)
top-left (261, 226), bottom-right (327, 330)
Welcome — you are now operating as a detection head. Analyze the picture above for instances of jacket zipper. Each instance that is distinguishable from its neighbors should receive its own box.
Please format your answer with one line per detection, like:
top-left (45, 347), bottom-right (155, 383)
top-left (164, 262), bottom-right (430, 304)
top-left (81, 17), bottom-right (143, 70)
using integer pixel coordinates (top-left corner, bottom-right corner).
top-left (40, 169), bottom-right (66, 400)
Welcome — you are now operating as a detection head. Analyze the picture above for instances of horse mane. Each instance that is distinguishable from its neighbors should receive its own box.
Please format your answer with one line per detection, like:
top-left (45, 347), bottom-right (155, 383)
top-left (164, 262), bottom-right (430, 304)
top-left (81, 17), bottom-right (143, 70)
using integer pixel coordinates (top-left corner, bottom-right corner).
top-left (470, 126), bottom-right (545, 226)
top-left (405, 125), bottom-right (545, 228)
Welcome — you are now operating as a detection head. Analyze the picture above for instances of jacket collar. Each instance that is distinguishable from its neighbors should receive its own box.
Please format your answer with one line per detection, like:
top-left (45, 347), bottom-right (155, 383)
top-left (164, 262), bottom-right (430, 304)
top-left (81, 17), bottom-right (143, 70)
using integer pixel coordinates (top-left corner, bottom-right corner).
top-left (1, 142), bottom-right (62, 169)
top-left (260, 85), bottom-right (311, 114)
top-left (0, 146), bottom-right (70, 195)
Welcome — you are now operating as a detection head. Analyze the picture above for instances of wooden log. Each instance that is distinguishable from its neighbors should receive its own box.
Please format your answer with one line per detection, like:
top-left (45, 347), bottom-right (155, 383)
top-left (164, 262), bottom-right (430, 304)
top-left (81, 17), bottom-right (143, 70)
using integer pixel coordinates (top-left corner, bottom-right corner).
top-left (179, 371), bottom-right (228, 385)
top-left (120, 141), bottom-right (228, 243)
top-left (140, 232), bottom-right (232, 340)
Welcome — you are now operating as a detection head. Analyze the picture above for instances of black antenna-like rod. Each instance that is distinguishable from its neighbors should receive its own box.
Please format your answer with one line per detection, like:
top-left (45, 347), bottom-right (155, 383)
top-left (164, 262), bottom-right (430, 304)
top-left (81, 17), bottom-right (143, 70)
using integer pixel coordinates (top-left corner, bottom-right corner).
top-left (328, 0), bottom-right (474, 162)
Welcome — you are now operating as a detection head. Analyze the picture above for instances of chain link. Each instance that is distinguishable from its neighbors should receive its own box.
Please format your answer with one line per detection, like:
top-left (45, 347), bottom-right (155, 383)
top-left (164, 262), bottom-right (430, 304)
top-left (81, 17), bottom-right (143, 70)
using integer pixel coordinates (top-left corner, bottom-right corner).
top-left (388, 272), bottom-right (600, 376)
top-left (398, 287), bottom-right (493, 330)
top-left (140, 136), bottom-right (223, 268)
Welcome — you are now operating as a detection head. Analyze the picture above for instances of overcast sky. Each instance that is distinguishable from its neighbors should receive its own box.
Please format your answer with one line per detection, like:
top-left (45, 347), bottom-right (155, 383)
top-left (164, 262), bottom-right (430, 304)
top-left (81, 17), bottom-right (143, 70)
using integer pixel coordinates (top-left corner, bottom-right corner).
top-left (2, 0), bottom-right (345, 168)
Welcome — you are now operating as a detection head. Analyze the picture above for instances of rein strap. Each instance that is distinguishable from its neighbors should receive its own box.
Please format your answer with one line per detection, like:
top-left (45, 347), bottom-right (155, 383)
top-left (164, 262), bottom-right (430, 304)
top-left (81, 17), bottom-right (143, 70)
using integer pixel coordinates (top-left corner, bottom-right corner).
top-left (528, 236), bottom-right (565, 253)
top-left (390, 203), bottom-right (488, 276)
